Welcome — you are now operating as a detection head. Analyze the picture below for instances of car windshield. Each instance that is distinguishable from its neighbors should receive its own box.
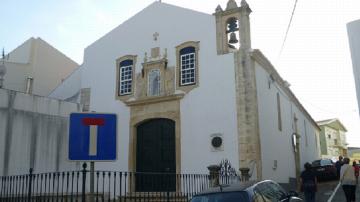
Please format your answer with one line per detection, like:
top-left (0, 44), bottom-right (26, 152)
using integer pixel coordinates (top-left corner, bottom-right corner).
top-left (312, 160), bottom-right (321, 166)
top-left (190, 191), bottom-right (249, 202)
top-left (321, 159), bottom-right (333, 166)
top-left (312, 159), bottom-right (332, 166)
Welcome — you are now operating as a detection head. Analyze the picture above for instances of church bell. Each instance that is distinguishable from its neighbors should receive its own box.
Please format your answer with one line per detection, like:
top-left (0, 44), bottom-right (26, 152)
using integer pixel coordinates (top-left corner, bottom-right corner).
top-left (228, 32), bottom-right (238, 44)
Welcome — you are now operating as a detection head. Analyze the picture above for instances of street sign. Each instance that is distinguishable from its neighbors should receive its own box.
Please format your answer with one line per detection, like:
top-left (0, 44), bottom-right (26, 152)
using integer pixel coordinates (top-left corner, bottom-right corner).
top-left (68, 113), bottom-right (117, 161)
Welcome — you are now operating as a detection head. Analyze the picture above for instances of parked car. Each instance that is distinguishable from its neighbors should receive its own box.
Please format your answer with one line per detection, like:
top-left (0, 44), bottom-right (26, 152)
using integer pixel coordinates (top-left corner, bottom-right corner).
top-left (190, 180), bottom-right (302, 202)
top-left (311, 159), bottom-right (337, 180)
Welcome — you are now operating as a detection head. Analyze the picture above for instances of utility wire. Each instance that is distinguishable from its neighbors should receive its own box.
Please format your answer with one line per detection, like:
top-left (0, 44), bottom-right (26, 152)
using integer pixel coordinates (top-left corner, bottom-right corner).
top-left (277, 0), bottom-right (299, 61)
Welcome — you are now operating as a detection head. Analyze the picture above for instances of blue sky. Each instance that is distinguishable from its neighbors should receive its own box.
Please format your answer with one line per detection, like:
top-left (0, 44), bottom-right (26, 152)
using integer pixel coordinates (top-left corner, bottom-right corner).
top-left (1, 0), bottom-right (360, 146)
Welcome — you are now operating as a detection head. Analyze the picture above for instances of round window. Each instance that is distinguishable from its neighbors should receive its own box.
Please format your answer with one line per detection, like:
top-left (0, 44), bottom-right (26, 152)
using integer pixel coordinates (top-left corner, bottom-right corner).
top-left (211, 136), bottom-right (223, 148)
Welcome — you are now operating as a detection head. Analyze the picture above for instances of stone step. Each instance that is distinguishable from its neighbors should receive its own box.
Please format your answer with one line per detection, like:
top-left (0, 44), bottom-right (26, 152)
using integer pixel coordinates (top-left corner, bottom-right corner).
top-left (119, 192), bottom-right (189, 202)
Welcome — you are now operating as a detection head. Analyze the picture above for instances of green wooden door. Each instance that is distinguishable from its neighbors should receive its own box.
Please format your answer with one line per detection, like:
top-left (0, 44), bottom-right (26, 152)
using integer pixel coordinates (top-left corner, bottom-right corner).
top-left (136, 118), bottom-right (176, 191)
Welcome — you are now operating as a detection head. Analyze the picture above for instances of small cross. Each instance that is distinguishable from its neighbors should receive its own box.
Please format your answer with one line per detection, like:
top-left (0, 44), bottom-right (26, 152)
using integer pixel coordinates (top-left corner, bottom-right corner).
top-left (153, 32), bottom-right (159, 41)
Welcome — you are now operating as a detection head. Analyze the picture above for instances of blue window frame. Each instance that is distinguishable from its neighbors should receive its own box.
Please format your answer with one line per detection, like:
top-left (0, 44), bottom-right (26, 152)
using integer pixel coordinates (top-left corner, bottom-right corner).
top-left (119, 59), bottom-right (133, 95)
top-left (180, 47), bottom-right (196, 86)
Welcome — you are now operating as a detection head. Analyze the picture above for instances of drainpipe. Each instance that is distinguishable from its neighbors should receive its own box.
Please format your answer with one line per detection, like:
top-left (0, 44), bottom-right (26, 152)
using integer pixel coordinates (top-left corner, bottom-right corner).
top-left (25, 77), bottom-right (34, 94)
top-left (0, 74), bottom-right (4, 88)
top-left (0, 58), bottom-right (6, 88)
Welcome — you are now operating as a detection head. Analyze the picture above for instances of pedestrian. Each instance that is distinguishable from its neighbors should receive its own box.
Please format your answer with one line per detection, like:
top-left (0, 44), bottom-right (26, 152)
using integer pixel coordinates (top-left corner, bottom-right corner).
top-left (353, 160), bottom-right (359, 184)
top-left (335, 156), bottom-right (344, 179)
top-left (340, 157), bottom-right (357, 202)
top-left (300, 162), bottom-right (317, 202)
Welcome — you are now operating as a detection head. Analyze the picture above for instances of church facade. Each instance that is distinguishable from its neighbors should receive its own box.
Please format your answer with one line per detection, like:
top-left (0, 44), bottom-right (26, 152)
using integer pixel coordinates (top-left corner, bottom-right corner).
top-left (50, 0), bottom-right (320, 184)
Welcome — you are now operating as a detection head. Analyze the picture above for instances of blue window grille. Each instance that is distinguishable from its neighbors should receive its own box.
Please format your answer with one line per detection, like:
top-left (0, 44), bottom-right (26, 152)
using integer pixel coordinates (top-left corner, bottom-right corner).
top-left (119, 59), bottom-right (133, 95)
top-left (180, 47), bottom-right (196, 86)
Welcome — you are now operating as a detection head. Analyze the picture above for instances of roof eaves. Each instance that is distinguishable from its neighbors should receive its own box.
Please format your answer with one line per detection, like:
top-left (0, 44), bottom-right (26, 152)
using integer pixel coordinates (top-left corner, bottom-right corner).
top-left (250, 49), bottom-right (321, 132)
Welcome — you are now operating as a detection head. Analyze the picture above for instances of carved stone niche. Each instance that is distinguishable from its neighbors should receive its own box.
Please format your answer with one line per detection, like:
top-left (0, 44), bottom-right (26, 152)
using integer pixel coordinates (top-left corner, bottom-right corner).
top-left (126, 48), bottom-right (183, 106)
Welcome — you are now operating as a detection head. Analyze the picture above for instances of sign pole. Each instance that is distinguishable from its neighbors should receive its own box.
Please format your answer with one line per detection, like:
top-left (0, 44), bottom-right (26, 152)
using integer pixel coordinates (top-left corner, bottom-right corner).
top-left (69, 113), bottom-right (117, 201)
top-left (90, 161), bottom-right (95, 202)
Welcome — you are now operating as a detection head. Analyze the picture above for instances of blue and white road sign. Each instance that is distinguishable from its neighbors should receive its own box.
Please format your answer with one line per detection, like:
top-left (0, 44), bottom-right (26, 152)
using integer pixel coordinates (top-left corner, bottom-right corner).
top-left (68, 113), bottom-right (117, 161)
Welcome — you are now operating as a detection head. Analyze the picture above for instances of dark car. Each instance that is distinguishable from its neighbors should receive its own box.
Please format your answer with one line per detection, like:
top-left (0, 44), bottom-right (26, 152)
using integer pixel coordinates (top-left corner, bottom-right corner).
top-left (311, 159), bottom-right (337, 180)
top-left (190, 180), bottom-right (302, 202)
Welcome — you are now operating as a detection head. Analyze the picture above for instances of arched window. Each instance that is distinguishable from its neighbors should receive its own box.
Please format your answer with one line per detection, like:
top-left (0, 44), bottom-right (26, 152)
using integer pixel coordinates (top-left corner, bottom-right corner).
top-left (119, 59), bottom-right (133, 95)
top-left (179, 46), bottom-right (196, 85)
top-left (148, 69), bottom-right (160, 96)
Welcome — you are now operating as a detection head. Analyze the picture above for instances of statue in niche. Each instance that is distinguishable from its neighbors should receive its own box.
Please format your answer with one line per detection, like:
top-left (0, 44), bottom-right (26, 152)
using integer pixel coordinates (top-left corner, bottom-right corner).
top-left (148, 69), bottom-right (160, 96)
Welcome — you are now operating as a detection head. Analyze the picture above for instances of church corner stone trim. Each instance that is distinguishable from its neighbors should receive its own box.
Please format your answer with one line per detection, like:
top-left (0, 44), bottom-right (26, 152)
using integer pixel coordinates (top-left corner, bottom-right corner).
top-left (175, 41), bottom-right (200, 93)
top-left (233, 49), bottom-right (262, 180)
top-left (115, 55), bottom-right (137, 102)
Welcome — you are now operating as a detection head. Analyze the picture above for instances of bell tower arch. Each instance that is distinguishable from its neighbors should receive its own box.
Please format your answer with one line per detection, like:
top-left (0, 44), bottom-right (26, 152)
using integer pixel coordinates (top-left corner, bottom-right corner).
top-left (214, 0), bottom-right (252, 55)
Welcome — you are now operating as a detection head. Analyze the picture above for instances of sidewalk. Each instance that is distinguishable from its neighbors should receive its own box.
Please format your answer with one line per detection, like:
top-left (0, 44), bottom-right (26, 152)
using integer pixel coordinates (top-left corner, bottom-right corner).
top-left (331, 184), bottom-right (359, 202)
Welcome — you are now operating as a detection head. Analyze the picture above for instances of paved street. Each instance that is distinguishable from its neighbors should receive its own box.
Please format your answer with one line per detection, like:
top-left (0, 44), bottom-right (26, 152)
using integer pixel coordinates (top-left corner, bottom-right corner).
top-left (297, 180), bottom-right (337, 202)
top-left (316, 180), bottom-right (339, 202)
top-left (330, 182), bottom-right (360, 202)
top-left (298, 180), bottom-right (360, 202)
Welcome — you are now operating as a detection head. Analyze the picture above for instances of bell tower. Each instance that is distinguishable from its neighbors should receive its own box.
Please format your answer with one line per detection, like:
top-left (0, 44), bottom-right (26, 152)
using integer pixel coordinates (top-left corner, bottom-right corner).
top-left (214, 1), bottom-right (262, 181)
top-left (214, 0), bottom-right (252, 55)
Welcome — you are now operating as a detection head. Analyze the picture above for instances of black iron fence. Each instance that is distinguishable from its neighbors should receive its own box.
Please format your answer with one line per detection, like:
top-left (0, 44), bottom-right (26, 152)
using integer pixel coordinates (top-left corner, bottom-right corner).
top-left (0, 164), bottom-right (242, 202)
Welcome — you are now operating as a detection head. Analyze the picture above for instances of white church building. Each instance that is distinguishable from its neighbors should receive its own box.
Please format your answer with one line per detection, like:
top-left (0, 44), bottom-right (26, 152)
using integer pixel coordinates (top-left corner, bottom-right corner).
top-left (50, 0), bottom-right (320, 185)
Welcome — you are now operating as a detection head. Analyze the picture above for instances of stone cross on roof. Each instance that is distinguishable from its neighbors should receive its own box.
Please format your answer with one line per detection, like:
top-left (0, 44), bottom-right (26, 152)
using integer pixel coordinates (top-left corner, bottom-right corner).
top-left (153, 32), bottom-right (159, 41)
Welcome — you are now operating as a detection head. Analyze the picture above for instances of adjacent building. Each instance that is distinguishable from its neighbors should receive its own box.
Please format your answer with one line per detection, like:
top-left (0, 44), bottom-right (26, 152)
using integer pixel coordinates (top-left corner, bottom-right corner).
top-left (347, 19), bottom-right (360, 115)
top-left (0, 88), bottom-right (81, 176)
top-left (0, 38), bottom-right (80, 176)
top-left (317, 118), bottom-right (348, 160)
top-left (47, 0), bottom-right (321, 187)
top-left (0, 37), bottom-right (78, 96)
top-left (348, 147), bottom-right (360, 161)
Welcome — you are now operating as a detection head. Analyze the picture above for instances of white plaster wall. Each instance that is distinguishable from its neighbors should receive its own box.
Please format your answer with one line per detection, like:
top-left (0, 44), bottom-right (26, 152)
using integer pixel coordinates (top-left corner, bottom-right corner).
top-left (180, 40), bottom-right (238, 173)
top-left (0, 89), bottom-right (81, 175)
top-left (255, 62), bottom-right (319, 183)
top-left (293, 106), bottom-right (320, 167)
top-left (347, 19), bottom-right (360, 115)
top-left (49, 67), bottom-right (82, 101)
top-left (255, 63), bottom-right (295, 183)
top-left (8, 111), bottom-right (33, 174)
top-left (12, 91), bottom-right (80, 117)
top-left (77, 2), bottom-right (239, 173)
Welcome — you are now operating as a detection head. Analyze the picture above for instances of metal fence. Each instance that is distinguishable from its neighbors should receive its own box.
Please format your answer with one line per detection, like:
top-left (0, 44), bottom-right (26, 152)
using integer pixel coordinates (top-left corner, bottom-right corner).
top-left (0, 164), bottom-right (241, 202)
